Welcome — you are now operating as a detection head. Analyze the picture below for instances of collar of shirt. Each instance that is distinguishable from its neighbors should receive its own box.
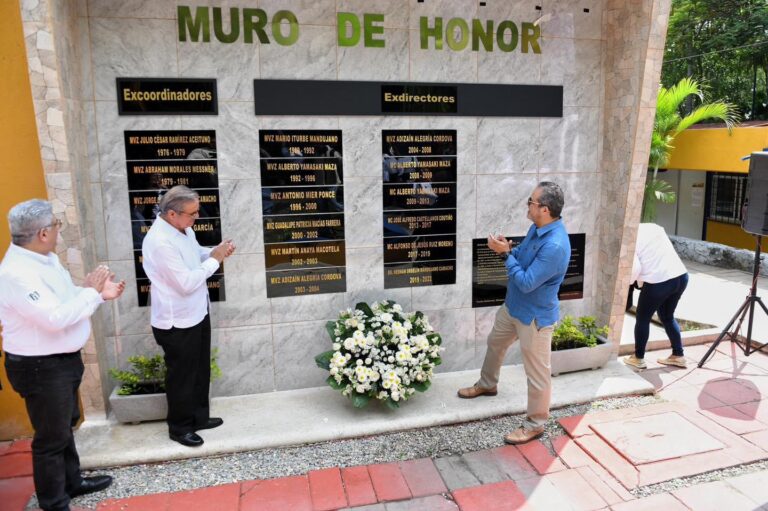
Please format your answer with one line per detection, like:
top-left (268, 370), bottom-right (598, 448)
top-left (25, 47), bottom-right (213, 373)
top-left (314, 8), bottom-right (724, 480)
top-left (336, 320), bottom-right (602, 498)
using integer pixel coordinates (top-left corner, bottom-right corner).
top-left (7, 242), bottom-right (57, 266)
top-left (155, 215), bottom-right (191, 239)
top-left (534, 218), bottom-right (563, 238)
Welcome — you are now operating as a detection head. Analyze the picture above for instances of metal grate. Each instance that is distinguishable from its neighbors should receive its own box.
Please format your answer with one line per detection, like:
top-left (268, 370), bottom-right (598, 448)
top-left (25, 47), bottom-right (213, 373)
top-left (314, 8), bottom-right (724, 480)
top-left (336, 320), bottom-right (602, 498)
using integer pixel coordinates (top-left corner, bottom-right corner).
top-left (708, 172), bottom-right (748, 224)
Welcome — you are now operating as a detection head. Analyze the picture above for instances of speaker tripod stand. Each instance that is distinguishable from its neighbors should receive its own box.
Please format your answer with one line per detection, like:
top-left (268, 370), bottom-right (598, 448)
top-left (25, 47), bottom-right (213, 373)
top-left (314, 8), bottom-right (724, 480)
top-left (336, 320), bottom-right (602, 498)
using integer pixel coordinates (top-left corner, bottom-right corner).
top-left (699, 235), bottom-right (768, 367)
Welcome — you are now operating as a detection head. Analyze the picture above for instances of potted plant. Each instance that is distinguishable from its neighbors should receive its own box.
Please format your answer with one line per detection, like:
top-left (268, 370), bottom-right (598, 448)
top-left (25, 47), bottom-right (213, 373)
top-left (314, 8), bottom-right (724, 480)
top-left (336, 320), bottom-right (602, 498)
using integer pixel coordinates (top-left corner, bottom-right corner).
top-left (315, 300), bottom-right (443, 409)
top-left (550, 315), bottom-right (612, 376)
top-left (109, 350), bottom-right (222, 424)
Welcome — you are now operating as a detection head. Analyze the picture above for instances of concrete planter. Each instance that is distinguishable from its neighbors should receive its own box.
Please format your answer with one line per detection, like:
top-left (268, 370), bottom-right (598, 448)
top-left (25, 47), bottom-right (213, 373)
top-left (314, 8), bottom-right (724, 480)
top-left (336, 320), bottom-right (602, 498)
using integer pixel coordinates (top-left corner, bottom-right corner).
top-left (109, 387), bottom-right (167, 424)
top-left (551, 336), bottom-right (613, 376)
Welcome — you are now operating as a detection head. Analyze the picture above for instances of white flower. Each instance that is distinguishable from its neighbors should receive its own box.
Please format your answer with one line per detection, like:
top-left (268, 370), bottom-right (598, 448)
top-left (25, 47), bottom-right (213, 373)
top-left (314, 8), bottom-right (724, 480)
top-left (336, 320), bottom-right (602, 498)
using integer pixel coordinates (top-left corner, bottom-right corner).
top-left (343, 338), bottom-right (355, 350)
top-left (332, 342), bottom-right (341, 351)
top-left (403, 321), bottom-right (412, 331)
top-left (345, 317), bottom-right (358, 328)
top-left (380, 312), bottom-right (393, 323)
top-left (392, 304), bottom-right (402, 312)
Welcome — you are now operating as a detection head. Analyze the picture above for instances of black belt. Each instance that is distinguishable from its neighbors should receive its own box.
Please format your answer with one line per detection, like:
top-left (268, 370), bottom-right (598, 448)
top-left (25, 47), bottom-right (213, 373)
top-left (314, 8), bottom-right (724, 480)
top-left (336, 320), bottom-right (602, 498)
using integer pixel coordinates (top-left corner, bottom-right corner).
top-left (4, 351), bottom-right (80, 362)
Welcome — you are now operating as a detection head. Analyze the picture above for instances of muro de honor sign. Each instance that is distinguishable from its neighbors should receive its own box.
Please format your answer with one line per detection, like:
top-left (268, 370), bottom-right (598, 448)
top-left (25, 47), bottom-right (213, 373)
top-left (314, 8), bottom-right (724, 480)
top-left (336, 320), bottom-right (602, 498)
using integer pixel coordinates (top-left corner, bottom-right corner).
top-left (177, 6), bottom-right (542, 53)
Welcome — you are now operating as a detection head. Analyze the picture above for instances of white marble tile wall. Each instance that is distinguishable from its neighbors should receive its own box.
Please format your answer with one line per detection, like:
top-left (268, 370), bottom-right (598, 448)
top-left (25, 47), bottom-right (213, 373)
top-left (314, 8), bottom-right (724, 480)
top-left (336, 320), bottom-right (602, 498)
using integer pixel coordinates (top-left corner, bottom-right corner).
top-left (75, 0), bottom-right (609, 398)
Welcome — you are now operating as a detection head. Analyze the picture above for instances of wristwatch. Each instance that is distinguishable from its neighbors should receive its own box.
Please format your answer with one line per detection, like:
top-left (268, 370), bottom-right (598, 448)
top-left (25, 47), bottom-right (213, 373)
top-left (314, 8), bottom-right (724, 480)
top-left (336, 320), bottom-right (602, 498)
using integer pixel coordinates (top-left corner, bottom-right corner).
top-left (499, 251), bottom-right (510, 262)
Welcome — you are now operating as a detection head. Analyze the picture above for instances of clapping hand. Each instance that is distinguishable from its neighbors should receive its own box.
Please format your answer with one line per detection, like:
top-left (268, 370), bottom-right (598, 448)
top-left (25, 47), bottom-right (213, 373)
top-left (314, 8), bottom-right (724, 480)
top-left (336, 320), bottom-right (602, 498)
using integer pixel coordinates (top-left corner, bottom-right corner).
top-left (211, 239), bottom-right (236, 262)
top-left (100, 275), bottom-right (126, 300)
top-left (487, 234), bottom-right (509, 255)
top-left (84, 265), bottom-right (110, 292)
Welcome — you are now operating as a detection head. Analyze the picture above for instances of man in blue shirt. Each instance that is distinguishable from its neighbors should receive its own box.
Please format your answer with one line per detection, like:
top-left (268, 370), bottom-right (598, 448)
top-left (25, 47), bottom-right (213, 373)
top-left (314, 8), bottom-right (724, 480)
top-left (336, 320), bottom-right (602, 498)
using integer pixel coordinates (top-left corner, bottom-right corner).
top-left (459, 182), bottom-right (571, 445)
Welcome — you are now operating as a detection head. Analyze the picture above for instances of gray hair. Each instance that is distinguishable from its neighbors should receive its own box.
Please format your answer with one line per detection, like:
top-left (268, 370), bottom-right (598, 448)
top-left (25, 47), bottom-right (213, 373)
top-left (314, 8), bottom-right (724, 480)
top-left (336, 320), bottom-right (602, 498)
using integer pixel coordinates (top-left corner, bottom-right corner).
top-left (8, 199), bottom-right (54, 246)
top-left (158, 185), bottom-right (199, 215)
top-left (537, 181), bottom-right (565, 218)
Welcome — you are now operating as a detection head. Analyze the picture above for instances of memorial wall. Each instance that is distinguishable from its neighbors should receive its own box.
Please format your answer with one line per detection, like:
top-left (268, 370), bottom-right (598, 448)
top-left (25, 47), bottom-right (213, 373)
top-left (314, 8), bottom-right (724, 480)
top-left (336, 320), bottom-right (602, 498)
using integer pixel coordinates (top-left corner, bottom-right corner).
top-left (20, 0), bottom-right (670, 412)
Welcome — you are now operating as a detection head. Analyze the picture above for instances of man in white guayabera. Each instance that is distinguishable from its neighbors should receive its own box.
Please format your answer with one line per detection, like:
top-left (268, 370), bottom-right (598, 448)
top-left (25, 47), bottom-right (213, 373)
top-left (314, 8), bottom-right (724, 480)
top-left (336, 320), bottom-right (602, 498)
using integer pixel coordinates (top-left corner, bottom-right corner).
top-left (142, 185), bottom-right (235, 447)
top-left (458, 182), bottom-right (571, 445)
top-left (0, 199), bottom-right (125, 511)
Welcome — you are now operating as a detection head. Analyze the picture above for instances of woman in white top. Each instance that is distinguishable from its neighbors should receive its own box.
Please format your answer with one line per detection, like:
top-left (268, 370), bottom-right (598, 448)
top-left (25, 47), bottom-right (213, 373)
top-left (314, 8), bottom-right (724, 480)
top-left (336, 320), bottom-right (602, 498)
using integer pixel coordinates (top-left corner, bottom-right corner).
top-left (624, 223), bottom-right (689, 369)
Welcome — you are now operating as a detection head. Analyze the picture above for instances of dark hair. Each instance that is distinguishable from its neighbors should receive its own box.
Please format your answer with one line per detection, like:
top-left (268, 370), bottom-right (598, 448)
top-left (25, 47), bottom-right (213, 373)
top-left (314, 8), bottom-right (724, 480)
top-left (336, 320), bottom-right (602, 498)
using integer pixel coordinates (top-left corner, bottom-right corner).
top-left (537, 181), bottom-right (564, 218)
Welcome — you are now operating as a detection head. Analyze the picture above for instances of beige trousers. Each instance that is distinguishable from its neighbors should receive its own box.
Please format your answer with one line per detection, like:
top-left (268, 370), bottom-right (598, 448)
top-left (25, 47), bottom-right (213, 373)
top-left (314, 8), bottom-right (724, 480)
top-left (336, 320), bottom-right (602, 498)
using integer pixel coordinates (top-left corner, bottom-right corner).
top-left (477, 305), bottom-right (553, 431)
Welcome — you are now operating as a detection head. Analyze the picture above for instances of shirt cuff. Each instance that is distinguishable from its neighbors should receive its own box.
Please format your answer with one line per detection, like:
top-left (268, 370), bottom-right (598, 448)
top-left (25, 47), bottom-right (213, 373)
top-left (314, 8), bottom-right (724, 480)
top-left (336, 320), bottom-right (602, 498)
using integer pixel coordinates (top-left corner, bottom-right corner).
top-left (202, 257), bottom-right (220, 275)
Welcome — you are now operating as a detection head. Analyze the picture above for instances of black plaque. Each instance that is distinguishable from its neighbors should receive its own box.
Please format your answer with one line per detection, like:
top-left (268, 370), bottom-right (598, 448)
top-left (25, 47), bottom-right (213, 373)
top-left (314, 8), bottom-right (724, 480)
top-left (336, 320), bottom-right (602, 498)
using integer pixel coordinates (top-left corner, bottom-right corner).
top-left (383, 156), bottom-right (456, 183)
top-left (259, 130), bottom-right (342, 158)
top-left (265, 240), bottom-right (346, 271)
top-left (124, 131), bottom-right (216, 160)
top-left (262, 186), bottom-right (344, 216)
top-left (117, 78), bottom-right (217, 115)
top-left (266, 267), bottom-right (347, 298)
top-left (383, 130), bottom-right (457, 289)
top-left (127, 161), bottom-right (218, 190)
top-left (381, 84), bottom-right (457, 114)
top-left (260, 158), bottom-right (343, 187)
top-left (471, 233), bottom-right (586, 308)
top-left (260, 130), bottom-right (347, 297)
top-left (383, 183), bottom-right (457, 211)
top-left (384, 261), bottom-right (457, 288)
top-left (254, 80), bottom-right (563, 118)
top-left (384, 210), bottom-right (457, 237)
top-left (125, 129), bottom-right (225, 306)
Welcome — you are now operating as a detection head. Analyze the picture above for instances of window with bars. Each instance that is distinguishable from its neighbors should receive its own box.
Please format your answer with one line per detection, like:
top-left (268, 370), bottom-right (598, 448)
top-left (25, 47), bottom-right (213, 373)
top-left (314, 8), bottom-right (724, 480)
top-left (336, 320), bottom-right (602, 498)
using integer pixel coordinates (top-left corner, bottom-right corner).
top-left (708, 172), bottom-right (748, 224)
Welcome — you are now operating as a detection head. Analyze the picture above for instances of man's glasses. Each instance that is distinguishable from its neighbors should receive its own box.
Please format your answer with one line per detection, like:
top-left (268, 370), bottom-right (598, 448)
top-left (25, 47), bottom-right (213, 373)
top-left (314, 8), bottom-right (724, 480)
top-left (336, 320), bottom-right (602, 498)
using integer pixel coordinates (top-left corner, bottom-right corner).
top-left (44, 218), bottom-right (62, 230)
top-left (527, 197), bottom-right (544, 207)
top-left (177, 209), bottom-right (200, 218)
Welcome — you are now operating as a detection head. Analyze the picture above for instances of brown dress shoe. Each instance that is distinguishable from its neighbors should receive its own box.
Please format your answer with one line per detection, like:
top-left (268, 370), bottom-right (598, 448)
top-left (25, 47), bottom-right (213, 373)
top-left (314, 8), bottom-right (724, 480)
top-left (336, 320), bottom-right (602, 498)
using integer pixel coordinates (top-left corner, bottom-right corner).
top-left (457, 385), bottom-right (498, 399)
top-left (503, 427), bottom-right (544, 445)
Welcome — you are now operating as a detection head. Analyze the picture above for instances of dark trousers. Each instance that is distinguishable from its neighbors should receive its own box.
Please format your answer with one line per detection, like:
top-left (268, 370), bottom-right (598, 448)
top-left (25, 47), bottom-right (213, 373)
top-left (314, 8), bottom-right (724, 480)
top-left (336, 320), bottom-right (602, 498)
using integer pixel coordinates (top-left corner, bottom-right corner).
top-left (4, 352), bottom-right (84, 511)
top-left (634, 273), bottom-right (689, 358)
top-left (152, 314), bottom-right (211, 436)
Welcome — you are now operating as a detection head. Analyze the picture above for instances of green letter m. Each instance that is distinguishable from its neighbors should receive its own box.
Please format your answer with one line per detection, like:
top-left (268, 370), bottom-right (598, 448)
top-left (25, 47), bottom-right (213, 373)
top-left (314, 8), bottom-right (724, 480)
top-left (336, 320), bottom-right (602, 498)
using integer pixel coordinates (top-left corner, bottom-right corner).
top-left (178, 6), bottom-right (210, 42)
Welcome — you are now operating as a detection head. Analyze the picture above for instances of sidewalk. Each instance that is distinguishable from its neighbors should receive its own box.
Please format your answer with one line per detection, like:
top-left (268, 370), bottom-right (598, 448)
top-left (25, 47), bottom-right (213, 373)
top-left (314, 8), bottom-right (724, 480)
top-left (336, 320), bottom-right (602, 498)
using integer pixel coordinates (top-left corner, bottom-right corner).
top-left (4, 260), bottom-right (768, 510)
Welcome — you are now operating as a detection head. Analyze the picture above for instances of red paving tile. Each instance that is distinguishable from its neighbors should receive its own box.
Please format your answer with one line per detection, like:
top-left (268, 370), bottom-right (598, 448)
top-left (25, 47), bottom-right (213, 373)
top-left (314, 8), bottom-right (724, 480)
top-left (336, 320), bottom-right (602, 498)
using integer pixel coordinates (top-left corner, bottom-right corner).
top-left (167, 483), bottom-right (240, 511)
top-left (542, 469), bottom-right (609, 510)
top-left (725, 470), bottom-right (768, 507)
top-left (514, 440), bottom-right (566, 475)
top-left (590, 412), bottom-right (726, 464)
top-left (573, 466), bottom-right (627, 507)
top-left (0, 441), bottom-right (11, 456)
top-left (609, 492), bottom-right (688, 511)
top-left (700, 378), bottom-right (763, 406)
top-left (698, 405), bottom-right (768, 435)
top-left (397, 458), bottom-right (447, 498)
top-left (451, 480), bottom-right (527, 511)
top-left (308, 468), bottom-right (347, 511)
top-left (742, 428), bottom-right (768, 450)
top-left (241, 475), bottom-right (313, 511)
top-left (340, 466), bottom-right (377, 507)
top-left (0, 452), bottom-right (33, 478)
top-left (733, 397), bottom-right (768, 423)
top-left (582, 463), bottom-right (635, 502)
top-left (659, 383), bottom-right (727, 410)
top-left (574, 435), bottom-right (639, 490)
top-left (367, 462), bottom-right (411, 502)
top-left (98, 493), bottom-right (171, 510)
top-left (673, 479), bottom-right (760, 510)
top-left (7, 439), bottom-right (32, 454)
top-left (551, 435), bottom-right (598, 469)
top-left (488, 446), bottom-right (537, 481)
top-left (0, 476), bottom-right (34, 511)
top-left (558, 414), bottom-right (593, 438)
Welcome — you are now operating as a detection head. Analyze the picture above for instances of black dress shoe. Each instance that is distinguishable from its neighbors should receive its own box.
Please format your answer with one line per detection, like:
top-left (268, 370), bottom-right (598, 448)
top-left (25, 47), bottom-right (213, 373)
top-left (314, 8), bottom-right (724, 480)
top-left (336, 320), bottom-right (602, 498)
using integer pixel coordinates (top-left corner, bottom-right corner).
top-left (195, 417), bottom-right (223, 431)
top-left (169, 432), bottom-right (204, 447)
top-left (69, 475), bottom-right (113, 498)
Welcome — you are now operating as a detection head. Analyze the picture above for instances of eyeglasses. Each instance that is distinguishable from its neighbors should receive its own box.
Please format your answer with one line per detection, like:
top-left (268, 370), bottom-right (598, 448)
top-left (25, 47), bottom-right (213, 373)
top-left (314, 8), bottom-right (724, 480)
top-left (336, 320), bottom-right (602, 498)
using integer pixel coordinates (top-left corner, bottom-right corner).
top-left (44, 218), bottom-right (62, 230)
top-left (527, 197), bottom-right (544, 207)
top-left (176, 209), bottom-right (200, 218)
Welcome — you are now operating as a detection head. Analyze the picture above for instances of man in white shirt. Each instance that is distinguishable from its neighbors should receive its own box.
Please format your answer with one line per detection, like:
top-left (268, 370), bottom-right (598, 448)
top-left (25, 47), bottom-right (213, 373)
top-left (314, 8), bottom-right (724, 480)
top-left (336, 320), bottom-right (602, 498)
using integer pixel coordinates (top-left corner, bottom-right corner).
top-left (0, 199), bottom-right (125, 511)
top-left (142, 186), bottom-right (234, 447)
top-left (624, 223), bottom-right (689, 369)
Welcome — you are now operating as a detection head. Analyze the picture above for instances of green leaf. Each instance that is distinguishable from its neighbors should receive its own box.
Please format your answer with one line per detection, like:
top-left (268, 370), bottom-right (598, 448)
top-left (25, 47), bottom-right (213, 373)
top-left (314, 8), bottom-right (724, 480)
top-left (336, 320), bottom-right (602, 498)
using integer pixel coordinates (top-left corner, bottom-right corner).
top-left (432, 357), bottom-right (442, 366)
top-left (351, 393), bottom-right (371, 408)
top-left (355, 302), bottom-right (374, 317)
top-left (326, 375), bottom-right (344, 390)
top-left (384, 398), bottom-right (401, 410)
top-left (413, 380), bottom-right (431, 392)
top-left (428, 333), bottom-right (442, 346)
top-left (315, 350), bottom-right (334, 370)
top-left (325, 321), bottom-right (337, 340)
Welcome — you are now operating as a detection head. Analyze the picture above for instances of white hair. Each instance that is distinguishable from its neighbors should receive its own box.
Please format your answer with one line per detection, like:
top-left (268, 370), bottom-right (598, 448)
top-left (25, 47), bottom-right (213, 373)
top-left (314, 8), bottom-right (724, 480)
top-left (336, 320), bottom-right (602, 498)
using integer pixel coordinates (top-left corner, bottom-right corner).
top-left (8, 199), bottom-right (53, 246)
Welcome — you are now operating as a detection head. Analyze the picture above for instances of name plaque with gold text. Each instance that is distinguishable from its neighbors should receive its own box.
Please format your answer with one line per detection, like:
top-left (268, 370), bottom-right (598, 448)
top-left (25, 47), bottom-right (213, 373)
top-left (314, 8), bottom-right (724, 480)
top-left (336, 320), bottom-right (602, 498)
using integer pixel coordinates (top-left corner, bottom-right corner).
top-left (259, 130), bottom-right (347, 298)
top-left (124, 130), bottom-right (225, 306)
top-left (383, 130), bottom-right (457, 288)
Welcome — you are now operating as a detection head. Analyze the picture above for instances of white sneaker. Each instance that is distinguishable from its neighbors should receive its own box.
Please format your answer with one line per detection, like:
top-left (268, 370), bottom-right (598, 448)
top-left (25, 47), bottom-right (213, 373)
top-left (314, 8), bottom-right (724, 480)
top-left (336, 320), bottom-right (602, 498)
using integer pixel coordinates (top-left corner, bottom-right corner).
top-left (623, 355), bottom-right (647, 369)
top-left (657, 355), bottom-right (687, 368)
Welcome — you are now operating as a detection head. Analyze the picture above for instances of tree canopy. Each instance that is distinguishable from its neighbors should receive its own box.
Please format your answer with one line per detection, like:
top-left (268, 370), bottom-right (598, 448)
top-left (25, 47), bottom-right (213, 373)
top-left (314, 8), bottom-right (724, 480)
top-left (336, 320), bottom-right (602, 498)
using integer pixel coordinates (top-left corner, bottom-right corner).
top-left (662, 0), bottom-right (768, 120)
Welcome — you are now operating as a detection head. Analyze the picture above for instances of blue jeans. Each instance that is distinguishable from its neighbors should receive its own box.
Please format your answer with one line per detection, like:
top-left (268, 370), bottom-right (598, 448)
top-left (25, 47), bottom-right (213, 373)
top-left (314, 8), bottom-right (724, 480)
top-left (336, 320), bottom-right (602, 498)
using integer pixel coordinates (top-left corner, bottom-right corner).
top-left (634, 273), bottom-right (689, 358)
top-left (4, 351), bottom-right (84, 511)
